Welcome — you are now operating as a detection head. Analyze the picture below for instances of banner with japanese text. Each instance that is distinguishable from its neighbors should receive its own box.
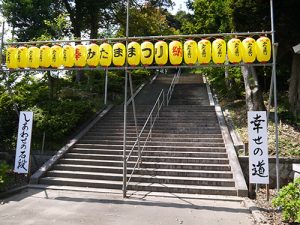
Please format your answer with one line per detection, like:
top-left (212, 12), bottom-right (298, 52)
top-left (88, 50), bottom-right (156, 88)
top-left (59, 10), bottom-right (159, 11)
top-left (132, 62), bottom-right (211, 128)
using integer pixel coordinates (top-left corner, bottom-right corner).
top-left (14, 111), bottom-right (33, 174)
top-left (247, 111), bottom-right (269, 184)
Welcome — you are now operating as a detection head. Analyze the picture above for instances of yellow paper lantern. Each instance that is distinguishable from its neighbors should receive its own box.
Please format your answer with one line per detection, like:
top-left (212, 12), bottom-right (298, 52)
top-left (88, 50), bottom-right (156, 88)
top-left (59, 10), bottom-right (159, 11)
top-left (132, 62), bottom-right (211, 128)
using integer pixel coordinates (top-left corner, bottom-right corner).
top-left (17, 46), bottom-right (29, 68)
top-left (155, 41), bottom-right (168, 65)
top-left (87, 43), bottom-right (100, 67)
top-left (127, 41), bottom-right (141, 66)
top-left (113, 42), bottom-right (126, 67)
top-left (6, 46), bottom-right (18, 69)
top-left (99, 43), bottom-right (112, 67)
top-left (198, 39), bottom-right (211, 64)
top-left (227, 38), bottom-right (242, 64)
top-left (28, 46), bottom-right (40, 69)
top-left (242, 37), bottom-right (256, 63)
top-left (184, 40), bottom-right (198, 65)
top-left (63, 45), bottom-right (75, 68)
top-left (256, 36), bottom-right (271, 63)
top-left (169, 40), bottom-right (183, 66)
top-left (75, 44), bottom-right (87, 67)
top-left (141, 41), bottom-right (154, 66)
top-left (39, 45), bottom-right (51, 68)
top-left (212, 39), bottom-right (226, 64)
top-left (51, 45), bottom-right (63, 68)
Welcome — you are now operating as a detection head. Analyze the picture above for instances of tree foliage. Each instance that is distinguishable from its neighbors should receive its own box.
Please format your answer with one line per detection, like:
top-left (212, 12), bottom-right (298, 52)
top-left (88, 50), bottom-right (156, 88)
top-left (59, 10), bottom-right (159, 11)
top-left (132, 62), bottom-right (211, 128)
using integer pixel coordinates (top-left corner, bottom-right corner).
top-left (179, 0), bottom-right (233, 34)
top-left (0, 0), bottom-right (64, 40)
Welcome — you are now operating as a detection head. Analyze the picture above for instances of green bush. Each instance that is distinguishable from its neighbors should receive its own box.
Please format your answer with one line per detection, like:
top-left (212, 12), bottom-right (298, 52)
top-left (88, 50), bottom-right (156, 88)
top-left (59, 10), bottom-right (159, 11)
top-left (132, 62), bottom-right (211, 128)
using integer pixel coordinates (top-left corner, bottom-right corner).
top-left (0, 161), bottom-right (10, 187)
top-left (272, 178), bottom-right (300, 223)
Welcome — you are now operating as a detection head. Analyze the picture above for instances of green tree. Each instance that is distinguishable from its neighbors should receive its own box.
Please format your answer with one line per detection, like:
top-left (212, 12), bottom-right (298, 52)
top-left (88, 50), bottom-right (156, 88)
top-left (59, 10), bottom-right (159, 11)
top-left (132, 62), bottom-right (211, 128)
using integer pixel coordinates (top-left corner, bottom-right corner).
top-left (117, 2), bottom-right (176, 36)
top-left (0, 0), bottom-right (64, 40)
top-left (180, 0), bottom-right (233, 34)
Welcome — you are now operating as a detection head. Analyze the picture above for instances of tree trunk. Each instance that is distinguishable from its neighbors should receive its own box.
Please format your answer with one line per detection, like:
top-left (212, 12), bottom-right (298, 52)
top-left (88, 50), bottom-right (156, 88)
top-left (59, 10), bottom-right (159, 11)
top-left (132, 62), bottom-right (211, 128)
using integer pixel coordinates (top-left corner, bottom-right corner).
top-left (242, 65), bottom-right (266, 111)
top-left (89, 11), bottom-right (99, 39)
top-left (288, 54), bottom-right (300, 118)
top-left (62, 0), bottom-right (83, 82)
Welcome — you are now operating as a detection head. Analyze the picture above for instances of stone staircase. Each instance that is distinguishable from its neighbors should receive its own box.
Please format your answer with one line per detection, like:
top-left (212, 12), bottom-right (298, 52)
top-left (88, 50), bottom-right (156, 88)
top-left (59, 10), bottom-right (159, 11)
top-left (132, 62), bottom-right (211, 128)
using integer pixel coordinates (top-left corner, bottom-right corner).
top-left (34, 73), bottom-right (247, 196)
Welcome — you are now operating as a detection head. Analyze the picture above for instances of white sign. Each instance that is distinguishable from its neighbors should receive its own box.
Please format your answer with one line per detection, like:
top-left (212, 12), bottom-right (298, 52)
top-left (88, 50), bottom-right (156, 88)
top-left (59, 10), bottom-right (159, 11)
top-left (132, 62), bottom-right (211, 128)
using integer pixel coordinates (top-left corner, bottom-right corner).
top-left (247, 111), bottom-right (269, 184)
top-left (14, 111), bottom-right (33, 174)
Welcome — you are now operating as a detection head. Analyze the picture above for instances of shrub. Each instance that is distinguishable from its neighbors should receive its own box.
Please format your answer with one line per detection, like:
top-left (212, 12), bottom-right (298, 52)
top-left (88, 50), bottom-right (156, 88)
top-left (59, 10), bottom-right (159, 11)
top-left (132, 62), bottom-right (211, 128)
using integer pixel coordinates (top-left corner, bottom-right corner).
top-left (0, 161), bottom-right (10, 187)
top-left (272, 178), bottom-right (300, 223)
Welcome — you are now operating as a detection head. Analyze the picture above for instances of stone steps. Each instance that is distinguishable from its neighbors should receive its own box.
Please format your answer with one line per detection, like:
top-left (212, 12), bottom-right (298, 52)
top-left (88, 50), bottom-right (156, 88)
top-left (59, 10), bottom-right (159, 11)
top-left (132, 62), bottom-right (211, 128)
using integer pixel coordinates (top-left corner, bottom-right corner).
top-left (36, 73), bottom-right (244, 196)
top-left (46, 170), bottom-right (235, 187)
top-left (53, 164), bottom-right (233, 178)
top-left (40, 177), bottom-right (237, 195)
top-left (65, 153), bottom-right (229, 164)
top-left (77, 140), bottom-right (225, 147)
top-left (58, 158), bottom-right (232, 171)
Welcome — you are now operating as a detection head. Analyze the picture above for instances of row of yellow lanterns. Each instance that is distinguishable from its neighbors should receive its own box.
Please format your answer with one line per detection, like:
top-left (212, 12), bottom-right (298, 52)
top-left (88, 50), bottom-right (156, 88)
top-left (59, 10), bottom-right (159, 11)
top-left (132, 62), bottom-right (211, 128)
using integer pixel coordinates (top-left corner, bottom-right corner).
top-left (5, 37), bottom-right (271, 69)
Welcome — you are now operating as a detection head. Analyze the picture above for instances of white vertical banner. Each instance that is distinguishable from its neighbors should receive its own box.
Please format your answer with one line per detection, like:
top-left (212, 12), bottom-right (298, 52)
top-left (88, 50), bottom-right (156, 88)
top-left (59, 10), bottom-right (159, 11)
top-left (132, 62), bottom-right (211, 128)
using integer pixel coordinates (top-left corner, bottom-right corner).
top-left (247, 111), bottom-right (269, 184)
top-left (14, 111), bottom-right (33, 174)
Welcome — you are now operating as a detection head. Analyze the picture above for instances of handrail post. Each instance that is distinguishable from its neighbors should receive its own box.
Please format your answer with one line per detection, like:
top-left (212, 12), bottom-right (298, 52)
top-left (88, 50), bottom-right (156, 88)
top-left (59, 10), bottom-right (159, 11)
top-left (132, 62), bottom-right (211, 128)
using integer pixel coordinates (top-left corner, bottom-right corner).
top-left (150, 114), bottom-right (153, 140)
top-left (123, 0), bottom-right (129, 198)
top-left (157, 96), bottom-right (160, 118)
top-left (128, 72), bottom-right (141, 168)
top-left (123, 71), bottom-right (128, 198)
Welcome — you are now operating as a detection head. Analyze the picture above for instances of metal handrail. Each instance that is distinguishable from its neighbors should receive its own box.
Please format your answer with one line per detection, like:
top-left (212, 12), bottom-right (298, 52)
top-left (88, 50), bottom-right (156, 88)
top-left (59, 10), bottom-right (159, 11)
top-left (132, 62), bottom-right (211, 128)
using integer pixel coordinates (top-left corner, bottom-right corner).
top-left (123, 89), bottom-right (165, 195)
top-left (166, 68), bottom-right (181, 105)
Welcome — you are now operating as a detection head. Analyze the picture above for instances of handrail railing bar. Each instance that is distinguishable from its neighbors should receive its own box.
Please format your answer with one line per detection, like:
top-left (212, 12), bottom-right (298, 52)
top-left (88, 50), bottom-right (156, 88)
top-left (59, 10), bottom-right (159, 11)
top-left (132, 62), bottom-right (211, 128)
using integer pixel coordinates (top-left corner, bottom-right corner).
top-left (140, 101), bottom-right (163, 154)
top-left (137, 90), bottom-right (163, 137)
top-left (166, 69), bottom-right (181, 105)
top-left (126, 90), bottom-right (163, 161)
top-left (125, 89), bottom-right (164, 186)
top-left (127, 159), bottom-right (140, 184)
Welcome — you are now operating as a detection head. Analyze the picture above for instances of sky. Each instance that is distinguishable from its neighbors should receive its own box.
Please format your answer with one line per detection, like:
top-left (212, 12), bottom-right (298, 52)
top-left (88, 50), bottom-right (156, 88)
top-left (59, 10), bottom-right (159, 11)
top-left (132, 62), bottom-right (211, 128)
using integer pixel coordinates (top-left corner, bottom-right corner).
top-left (171, 0), bottom-right (190, 14)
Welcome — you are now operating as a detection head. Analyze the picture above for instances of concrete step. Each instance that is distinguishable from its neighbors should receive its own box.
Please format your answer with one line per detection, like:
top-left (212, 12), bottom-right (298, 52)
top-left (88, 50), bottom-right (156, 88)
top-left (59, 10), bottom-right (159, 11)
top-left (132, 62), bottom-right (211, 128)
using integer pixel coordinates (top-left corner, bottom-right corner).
top-left (97, 121), bottom-right (220, 127)
top-left (53, 164), bottom-right (233, 178)
top-left (70, 149), bottom-right (228, 158)
top-left (91, 124), bottom-right (221, 130)
top-left (65, 153), bottom-right (229, 164)
top-left (39, 177), bottom-right (237, 196)
top-left (80, 136), bottom-right (224, 143)
top-left (89, 128), bottom-right (222, 134)
top-left (73, 144), bottom-right (226, 151)
top-left (84, 132), bottom-right (223, 139)
top-left (46, 170), bottom-right (235, 187)
top-left (59, 158), bottom-right (232, 171)
top-left (77, 140), bottom-right (225, 147)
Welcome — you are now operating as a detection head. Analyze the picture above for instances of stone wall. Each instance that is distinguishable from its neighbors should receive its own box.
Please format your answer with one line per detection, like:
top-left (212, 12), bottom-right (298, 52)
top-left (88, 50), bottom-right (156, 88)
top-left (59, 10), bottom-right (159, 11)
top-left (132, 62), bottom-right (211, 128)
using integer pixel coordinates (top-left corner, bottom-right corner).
top-left (239, 156), bottom-right (300, 188)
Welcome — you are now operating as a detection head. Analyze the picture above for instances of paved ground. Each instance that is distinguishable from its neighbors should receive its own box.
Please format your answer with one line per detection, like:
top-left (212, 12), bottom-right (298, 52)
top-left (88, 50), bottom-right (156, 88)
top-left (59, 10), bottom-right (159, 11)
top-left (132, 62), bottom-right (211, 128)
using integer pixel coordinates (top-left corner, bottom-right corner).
top-left (0, 187), bottom-right (254, 225)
